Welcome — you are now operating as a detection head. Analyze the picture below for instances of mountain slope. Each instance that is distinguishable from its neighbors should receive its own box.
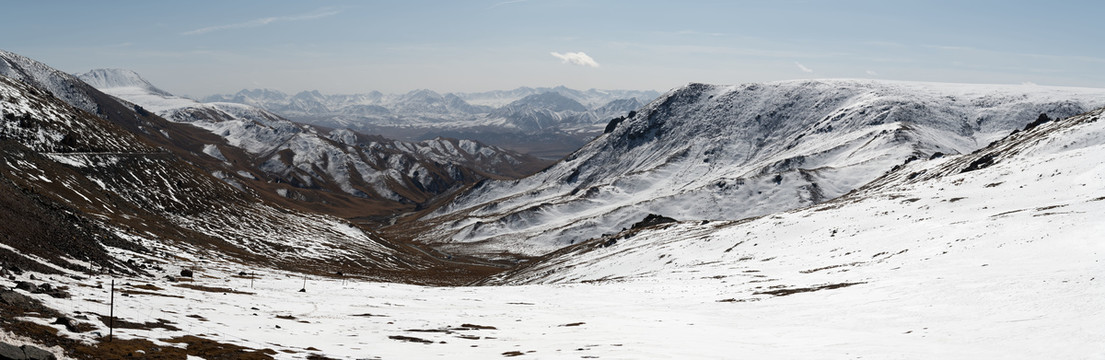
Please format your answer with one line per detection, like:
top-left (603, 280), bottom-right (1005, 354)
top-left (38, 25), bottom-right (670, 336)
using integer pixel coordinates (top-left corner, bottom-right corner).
top-left (407, 79), bottom-right (1105, 258)
top-left (484, 105), bottom-right (1105, 284)
top-left (0, 50), bottom-right (514, 283)
top-left (0, 73), bottom-right (418, 278)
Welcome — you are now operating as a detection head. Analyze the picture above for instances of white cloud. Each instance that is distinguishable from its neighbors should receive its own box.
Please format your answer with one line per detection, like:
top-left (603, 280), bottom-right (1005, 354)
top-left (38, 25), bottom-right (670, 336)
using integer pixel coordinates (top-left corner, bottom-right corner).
top-left (1022, 81), bottom-right (1039, 86)
top-left (795, 61), bottom-right (813, 73)
top-left (182, 8), bottom-right (340, 35)
top-left (551, 52), bottom-right (600, 67)
top-left (866, 70), bottom-right (878, 76)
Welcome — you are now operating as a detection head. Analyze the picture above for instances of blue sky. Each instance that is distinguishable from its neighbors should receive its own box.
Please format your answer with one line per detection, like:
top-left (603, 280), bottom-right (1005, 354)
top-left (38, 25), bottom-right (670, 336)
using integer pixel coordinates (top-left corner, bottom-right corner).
top-left (4, 0), bottom-right (1104, 96)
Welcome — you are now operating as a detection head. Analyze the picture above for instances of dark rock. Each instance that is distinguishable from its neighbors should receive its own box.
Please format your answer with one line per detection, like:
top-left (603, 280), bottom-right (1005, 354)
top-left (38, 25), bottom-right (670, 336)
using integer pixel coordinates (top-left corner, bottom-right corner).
top-left (961, 153), bottom-right (997, 173)
top-left (1023, 113), bottom-right (1051, 131)
top-left (20, 345), bottom-right (55, 360)
top-left (630, 214), bottom-right (678, 230)
top-left (604, 116), bottom-right (626, 134)
top-left (0, 290), bottom-right (34, 309)
top-left (14, 282), bottom-right (37, 293)
top-left (164, 275), bottom-right (176, 282)
top-left (52, 317), bottom-right (79, 333)
top-left (44, 288), bottom-right (69, 299)
top-left (238, 271), bottom-right (248, 276)
top-left (179, 269), bottom-right (193, 278)
top-left (0, 342), bottom-right (25, 360)
top-left (298, 288), bottom-right (306, 293)
top-left (0, 343), bottom-right (56, 360)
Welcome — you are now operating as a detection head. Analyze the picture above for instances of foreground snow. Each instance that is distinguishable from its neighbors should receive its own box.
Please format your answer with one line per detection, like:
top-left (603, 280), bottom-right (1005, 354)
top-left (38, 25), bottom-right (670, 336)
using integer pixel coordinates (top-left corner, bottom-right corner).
top-left (15, 222), bottom-right (1102, 360)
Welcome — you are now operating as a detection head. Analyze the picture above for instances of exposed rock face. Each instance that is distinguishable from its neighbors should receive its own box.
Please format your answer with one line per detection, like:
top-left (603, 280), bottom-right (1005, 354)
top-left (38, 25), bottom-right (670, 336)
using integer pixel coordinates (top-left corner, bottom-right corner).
top-left (0, 343), bottom-right (57, 360)
top-left (630, 214), bottom-right (678, 230)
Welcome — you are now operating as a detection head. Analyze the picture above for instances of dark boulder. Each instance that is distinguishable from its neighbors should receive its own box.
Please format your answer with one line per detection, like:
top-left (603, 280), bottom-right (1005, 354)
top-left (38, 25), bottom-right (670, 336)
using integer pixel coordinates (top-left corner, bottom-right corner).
top-left (52, 317), bottom-right (80, 333)
top-left (630, 214), bottom-right (678, 230)
top-left (604, 116), bottom-right (626, 134)
top-left (0, 342), bottom-right (57, 360)
top-left (1023, 113), bottom-right (1052, 131)
top-left (14, 282), bottom-right (37, 294)
top-left (0, 342), bottom-right (24, 360)
top-left (0, 290), bottom-right (35, 309)
top-left (180, 269), bottom-right (193, 278)
top-left (20, 345), bottom-right (56, 360)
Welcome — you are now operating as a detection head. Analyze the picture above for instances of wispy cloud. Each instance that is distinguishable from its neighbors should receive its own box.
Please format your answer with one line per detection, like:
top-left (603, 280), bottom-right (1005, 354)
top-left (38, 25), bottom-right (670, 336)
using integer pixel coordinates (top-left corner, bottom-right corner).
top-left (610, 41), bottom-right (846, 59)
top-left (673, 30), bottom-right (725, 37)
top-left (866, 70), bottom-right (878, 76)
top-left (795, 61), bottom-right (813, 73)
top-left (551, 51), bottom-right (600, 67)
top-left (924, 44), bottom-right (977, 51)
top-left (488, 0), bottom-right (529, 9)
top-left (182, 8), bottom-right (340, 35)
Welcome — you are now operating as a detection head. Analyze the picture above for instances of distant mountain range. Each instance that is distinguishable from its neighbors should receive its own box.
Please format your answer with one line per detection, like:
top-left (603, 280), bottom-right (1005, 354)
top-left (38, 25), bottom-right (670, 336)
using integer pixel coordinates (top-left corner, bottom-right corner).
top-left (74, 68), bottom-right (551, 217)
top-left (203, 86), bottom-right (661, 159)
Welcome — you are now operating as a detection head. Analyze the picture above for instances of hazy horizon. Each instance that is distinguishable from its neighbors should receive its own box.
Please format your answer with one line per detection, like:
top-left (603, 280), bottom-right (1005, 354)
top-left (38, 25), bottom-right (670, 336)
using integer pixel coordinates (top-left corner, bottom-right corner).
top-left (5, 0), bottom-right (1105, 98)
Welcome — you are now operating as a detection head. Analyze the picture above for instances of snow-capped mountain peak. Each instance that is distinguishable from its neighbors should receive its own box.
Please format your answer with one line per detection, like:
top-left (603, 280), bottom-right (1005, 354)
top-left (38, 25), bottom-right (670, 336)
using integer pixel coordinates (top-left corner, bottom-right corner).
top-left (77, 68), bottom-right (172, 97)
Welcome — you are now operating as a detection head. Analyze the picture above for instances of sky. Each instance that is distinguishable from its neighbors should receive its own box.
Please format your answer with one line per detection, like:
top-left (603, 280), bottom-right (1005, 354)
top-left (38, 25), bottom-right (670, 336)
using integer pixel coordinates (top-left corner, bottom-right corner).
top-left (3, 0), bottom-right (1104, 97)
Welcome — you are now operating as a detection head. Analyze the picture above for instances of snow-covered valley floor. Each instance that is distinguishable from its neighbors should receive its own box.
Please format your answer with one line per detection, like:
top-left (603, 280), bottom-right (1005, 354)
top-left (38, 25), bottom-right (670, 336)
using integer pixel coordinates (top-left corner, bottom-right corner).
top-left (8, 116), bottom-right (1104, 359)
top-left (9, 227), bottom-right (1102, 360)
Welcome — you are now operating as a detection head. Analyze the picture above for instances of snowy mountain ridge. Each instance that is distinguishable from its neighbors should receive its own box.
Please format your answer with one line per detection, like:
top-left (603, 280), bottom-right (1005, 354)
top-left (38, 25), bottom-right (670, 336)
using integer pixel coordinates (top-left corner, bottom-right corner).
top-left (0, 72), bottom-right (416, 279)
top-left (0, 49), bottom-right (99, 115)
top-left (408, 79), bottom-right (1105, 257)
top-left (77, 68), bottom-right (172, 97)
top-left (77, 68), bottom-right (549, 207)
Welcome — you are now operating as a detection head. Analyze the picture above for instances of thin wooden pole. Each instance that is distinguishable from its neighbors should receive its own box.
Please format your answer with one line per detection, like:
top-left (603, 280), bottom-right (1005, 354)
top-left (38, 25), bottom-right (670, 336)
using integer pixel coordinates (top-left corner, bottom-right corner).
top-left (109, 279), bottom-right (115, 342)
